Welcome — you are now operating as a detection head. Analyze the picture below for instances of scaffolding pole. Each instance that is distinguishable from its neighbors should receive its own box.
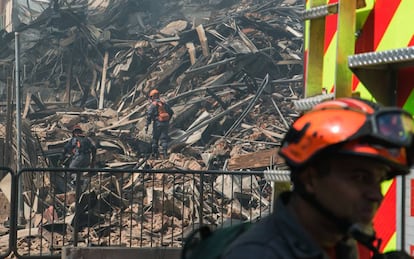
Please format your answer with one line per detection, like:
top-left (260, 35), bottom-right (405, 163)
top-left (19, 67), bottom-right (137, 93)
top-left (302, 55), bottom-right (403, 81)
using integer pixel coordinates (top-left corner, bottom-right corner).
top-left (15, 31), bottom-right (24, 225)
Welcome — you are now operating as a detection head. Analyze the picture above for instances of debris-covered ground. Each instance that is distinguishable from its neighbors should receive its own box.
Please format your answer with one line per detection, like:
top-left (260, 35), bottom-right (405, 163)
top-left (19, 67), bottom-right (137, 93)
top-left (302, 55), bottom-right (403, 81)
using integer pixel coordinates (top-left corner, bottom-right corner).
top-left (0, 0), bottom-right (304, 255)
top-left (1, 0), bottom-right (304, 171)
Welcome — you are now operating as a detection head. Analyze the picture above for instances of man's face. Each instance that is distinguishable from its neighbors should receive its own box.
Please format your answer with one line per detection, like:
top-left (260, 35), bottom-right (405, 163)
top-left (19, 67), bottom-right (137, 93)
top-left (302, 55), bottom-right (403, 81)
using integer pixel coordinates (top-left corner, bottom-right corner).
top-left (307, 156), bottom-right (389, 227)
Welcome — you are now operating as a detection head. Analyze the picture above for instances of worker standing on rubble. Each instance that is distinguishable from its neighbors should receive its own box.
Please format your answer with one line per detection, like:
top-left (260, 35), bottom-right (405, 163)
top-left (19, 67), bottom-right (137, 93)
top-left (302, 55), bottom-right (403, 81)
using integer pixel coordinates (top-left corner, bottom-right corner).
top-left (60, 125), bottom-right (97, 168)
top-left (223, 97), bottom-right (412, 259)
top-left (145, 89), bottom-right (174, 159)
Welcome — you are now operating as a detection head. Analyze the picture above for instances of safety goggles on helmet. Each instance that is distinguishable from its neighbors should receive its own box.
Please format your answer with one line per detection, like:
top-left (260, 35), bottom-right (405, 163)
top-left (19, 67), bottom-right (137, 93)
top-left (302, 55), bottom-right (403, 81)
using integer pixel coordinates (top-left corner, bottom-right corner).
top-left (348, 108), bottom-right (414, 147)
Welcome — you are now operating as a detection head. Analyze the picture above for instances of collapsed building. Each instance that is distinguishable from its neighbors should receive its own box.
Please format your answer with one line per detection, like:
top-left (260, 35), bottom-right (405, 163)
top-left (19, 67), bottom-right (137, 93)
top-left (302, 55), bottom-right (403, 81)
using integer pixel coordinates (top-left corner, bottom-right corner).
top-left (0, 0), bottom-right (303, 170)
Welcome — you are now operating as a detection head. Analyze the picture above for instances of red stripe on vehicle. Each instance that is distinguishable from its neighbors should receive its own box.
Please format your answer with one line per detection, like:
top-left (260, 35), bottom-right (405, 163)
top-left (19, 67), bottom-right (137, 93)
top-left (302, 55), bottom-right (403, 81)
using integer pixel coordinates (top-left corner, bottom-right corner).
top-left (352, 74), bottom-right (359, 91)
top-left (397, 67), bottom-right (414, 107)
top-left (409, 35), bottom-right (414, 46)
top-left (373, 180), bottom-right (396, 252)
top-left (355, 0), bottom-right (401, 53)
top-left (324, 0), bottom-right (338, 53)
top-left (396, 35), bottom-right (414, 107)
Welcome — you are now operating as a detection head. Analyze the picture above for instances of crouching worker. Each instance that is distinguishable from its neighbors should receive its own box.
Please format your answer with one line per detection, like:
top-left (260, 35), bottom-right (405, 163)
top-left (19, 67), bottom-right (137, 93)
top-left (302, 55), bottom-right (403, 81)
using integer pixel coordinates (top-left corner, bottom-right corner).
top-left (223, 98), bottom-right (413, 259)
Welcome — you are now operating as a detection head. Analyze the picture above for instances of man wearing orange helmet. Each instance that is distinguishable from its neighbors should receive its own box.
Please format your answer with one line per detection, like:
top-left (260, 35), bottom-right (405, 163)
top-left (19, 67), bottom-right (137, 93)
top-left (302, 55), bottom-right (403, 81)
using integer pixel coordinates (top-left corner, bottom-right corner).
top-left (145, 89), bottom-right (174, 158)
top-left (223, 98), bottom-right (412, 259)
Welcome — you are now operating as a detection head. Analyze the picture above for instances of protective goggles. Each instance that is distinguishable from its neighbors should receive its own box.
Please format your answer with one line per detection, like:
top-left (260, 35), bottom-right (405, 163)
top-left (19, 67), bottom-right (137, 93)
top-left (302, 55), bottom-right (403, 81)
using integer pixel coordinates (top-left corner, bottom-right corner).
top-left (356, 109), bottom-right (414, 147)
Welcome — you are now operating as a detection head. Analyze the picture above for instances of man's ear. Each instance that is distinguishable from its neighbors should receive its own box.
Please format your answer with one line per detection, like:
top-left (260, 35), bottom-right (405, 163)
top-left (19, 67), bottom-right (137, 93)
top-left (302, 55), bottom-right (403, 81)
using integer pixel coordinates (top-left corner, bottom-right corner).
top-left (299, 166), bottom-right (318, 194)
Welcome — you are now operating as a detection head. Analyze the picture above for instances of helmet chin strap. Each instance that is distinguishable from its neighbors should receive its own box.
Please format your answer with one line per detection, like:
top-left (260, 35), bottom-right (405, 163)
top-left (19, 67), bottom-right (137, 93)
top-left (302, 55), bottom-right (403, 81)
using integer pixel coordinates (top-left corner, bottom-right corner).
top-left (295, 186), bottom-right (382, 256)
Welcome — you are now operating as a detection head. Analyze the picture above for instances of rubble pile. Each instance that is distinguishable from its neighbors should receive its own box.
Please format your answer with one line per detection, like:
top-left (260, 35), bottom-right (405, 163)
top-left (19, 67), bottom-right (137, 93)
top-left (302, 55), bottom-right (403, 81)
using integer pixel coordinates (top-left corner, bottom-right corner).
top-left (1, 0), bottom-right (303, 170)
top-left (0, 0), bottom-right (304, 254)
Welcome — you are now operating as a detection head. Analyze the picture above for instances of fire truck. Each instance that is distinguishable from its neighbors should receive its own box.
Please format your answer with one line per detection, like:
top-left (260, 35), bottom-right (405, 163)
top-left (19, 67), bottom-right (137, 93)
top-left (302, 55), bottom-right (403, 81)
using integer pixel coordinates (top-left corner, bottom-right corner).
top-left (302, 0), bottom-right (414, 255)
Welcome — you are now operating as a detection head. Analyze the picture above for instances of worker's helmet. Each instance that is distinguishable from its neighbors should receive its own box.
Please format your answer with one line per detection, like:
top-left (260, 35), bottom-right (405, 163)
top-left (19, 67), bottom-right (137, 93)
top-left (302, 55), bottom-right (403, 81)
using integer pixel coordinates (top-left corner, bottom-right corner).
top-left (149, 89), bottom-right (159, 98)
top-left (72, 125), bottom-right (83, 134)
top-left (279, 97), bottom-right (414, 179)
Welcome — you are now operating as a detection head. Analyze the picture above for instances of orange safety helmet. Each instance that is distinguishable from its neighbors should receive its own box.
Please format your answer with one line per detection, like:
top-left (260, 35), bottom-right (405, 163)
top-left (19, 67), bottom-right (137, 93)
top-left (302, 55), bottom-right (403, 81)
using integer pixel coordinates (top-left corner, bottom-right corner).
top-left (149, 89), bottom-right (159, 98)
top-left (279, 97), bottom-right (414, 178)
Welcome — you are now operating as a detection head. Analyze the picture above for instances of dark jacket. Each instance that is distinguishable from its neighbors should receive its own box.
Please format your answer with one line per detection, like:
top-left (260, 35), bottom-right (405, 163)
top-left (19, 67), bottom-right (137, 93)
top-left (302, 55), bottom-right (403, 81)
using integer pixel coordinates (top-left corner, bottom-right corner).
top-left (63, 135), bottom-right (96, 158)
top-left (146, 98), bottom-right (174, 127)
top-left (222, 192), bottom-right (359, 259)
top-left (60, 134), bottom-right (97, 168)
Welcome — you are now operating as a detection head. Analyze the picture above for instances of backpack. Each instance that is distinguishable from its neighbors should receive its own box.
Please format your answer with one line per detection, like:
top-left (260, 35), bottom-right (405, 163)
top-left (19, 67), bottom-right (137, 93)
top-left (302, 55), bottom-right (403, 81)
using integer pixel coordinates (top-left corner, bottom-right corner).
top-left (181, 222), bottom-right (252, 259)
top-left (154, 101), bottom-right (171, 122)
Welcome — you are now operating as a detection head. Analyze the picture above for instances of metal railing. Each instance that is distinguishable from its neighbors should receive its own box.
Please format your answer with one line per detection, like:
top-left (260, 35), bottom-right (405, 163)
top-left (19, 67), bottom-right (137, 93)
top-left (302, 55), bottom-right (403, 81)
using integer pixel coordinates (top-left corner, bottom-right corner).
top-left (0, 167), bottom-right (280, 258)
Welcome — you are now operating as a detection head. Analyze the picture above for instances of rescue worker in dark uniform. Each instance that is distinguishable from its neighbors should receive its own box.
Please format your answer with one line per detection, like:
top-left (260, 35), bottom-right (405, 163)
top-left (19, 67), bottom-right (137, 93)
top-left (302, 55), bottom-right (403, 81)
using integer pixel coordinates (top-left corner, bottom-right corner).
top-left (223, 98), bottom-right (413, 259)
top-left (145, 89), bottom-right (174, 158)
top-left (61, 125), bottom-right (97, 168)
top-left (54, 125), bottom-right (97, 193)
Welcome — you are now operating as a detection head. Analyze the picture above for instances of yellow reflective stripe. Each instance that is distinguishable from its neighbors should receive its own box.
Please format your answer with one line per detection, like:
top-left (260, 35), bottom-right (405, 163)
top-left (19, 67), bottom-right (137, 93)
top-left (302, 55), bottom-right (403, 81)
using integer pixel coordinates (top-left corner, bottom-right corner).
top-left (403, 89), bottom-right (414, 113)
top-left (323, 32), bottom-right (337, 92)
top-left (354, 83), bottom-right (376, 101)
top-left (381, 178), bottom-right (393, 195)
top-left (383, 232), bottom-right (396, 253)
top-left (376, 0), bottom-right (414, 51)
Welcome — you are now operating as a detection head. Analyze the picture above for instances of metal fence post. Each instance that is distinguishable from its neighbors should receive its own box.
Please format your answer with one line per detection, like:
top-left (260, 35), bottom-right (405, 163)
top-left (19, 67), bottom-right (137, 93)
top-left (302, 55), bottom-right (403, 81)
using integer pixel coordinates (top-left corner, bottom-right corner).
top-left (9, 169), bottom-right (18, 256)
top-left (73, 171), bottom-right (82, 246)
top-left (199, 172), bottom-right (204, 226)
